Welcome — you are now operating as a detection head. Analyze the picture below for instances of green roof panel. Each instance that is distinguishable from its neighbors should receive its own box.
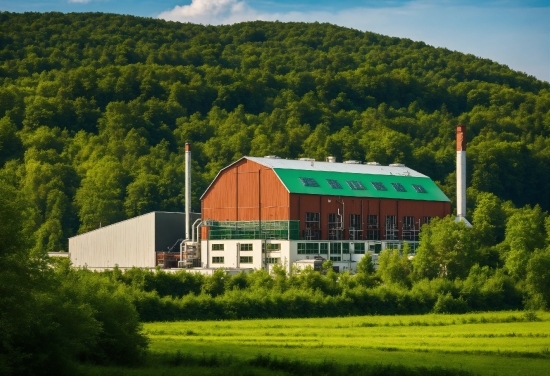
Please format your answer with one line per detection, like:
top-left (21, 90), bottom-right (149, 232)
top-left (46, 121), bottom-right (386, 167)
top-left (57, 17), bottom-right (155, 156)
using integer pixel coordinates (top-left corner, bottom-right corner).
top-left (273, 168), bottom-right (450, 202)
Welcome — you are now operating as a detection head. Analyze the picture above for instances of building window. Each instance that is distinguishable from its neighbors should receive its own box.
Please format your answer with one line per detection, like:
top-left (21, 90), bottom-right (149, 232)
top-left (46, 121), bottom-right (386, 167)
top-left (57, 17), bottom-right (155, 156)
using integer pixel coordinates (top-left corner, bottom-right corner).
top-left (371, 182), bottom-right (387, 191)
top-left (298, 243), bottom-right (319, 254)
top-left (328, 213), bottom-right (343, 240)
top-left (212, 256), bottom-right (224, 264)
top-left (412, 184), bottom-right (427, 193)
top-left (299, 177), bottom-right (320, 187)
top-left (402, 216), bottom-right (417, 241)
top-left (239, 243), bottom-right (253, 251)
top-left (367, 215), bottom-right (379, 240)
top-left (346, 180), bottom-right (366, 190)
top-left (354, 243), bottom-right (366, 254)
top-left (402, 216), bottom-right (415, 230)
top-left (331, 243), bottom-right (342, 254)
top-left (263, 243), bottom-right (281, 252)
top-left (304, 212), bottom-right (321, 240)
top-left (342, 243), bottom-right (350, 254)
top-left (326, 179), bottom-right (343, 189)
top-left (369, 243), bottom-right (382, 254)
top-left (320, 243), bottom-right (328, 254)
top-left (391, 182), bottom-right (406, 192)
top-left (266, 257), bottom-right (280, 264)
top-left (240, 256), bottom-right (253, 263)
top-left (423, 216), bottom-right (433, 224)
top-left (330, 256), bottom-right (341, 262)
top-left (349, 214), bottom-right (362, 240)
top-left (212, 244), bottom-right (224, 251)
top-left (385, 215), bottom-right (398, 240)
top-left (367, 215), bottom-right (379, 228)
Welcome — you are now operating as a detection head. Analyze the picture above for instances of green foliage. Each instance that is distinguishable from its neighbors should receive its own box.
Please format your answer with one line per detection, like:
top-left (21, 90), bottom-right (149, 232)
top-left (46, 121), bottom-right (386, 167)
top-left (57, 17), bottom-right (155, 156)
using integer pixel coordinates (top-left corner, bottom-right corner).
top-left (0, 177), bottom-right (148, 375)
top-left (413, 216), bottom-right (476, 280)
top-left (0, 12), bottom-right (548, 251)
top-left (377, 249), bottom-right (412, 286)
top-left (526, 247), bottom-right (550, 309)
top-left (501, 205), bottom-right (548, 279)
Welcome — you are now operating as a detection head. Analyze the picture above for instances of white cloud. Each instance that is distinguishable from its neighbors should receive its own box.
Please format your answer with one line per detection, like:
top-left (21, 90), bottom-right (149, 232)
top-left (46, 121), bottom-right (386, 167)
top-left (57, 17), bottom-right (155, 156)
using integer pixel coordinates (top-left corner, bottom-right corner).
top-left (157, 0), bottom-right (549, 81)
top-left (157, 0), bottom-right (260, 24)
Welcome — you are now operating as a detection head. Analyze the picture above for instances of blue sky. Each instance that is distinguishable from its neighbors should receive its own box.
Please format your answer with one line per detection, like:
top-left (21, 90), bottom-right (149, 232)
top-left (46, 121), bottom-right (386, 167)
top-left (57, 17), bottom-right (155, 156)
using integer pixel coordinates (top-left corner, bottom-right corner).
top-left (1, 0), bottom-right (549, 82)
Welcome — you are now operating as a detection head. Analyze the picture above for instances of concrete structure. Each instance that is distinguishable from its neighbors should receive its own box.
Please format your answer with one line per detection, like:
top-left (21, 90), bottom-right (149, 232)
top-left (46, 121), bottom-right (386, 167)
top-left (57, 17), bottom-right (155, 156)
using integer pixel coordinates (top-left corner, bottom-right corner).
top-left (69, 211), bottom-right (199, 270)
top-left (200, 157), bottom-right (451, 272)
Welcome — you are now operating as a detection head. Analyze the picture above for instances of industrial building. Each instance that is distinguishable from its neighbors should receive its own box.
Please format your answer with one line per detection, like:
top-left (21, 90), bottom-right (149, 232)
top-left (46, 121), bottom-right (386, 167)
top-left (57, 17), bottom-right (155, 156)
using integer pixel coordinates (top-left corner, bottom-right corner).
top-left (69, 211), bottom-right (199, 270)
top-left (69, 125), bottom-right (469, 273)
top-left (198, 156), bottom-right (450, 272)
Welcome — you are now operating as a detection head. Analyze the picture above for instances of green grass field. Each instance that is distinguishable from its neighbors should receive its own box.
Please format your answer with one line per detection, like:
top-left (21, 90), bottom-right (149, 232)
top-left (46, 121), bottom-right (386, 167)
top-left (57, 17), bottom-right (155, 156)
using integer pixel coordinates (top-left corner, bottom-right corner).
top-left (83, 311), bottom-right (550, 376)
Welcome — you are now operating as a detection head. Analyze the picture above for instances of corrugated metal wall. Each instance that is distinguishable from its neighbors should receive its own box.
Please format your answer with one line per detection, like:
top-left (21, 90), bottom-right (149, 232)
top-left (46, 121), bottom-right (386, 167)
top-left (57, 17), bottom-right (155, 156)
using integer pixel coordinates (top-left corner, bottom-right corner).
top-left (202, 159), bottom-right (290, 221)
top-left (201, 159), bottom-right (450, 242)
top-left (289, 195), bottom-right (451, 241)
top-left (69, 212), bottom-right (199, 269)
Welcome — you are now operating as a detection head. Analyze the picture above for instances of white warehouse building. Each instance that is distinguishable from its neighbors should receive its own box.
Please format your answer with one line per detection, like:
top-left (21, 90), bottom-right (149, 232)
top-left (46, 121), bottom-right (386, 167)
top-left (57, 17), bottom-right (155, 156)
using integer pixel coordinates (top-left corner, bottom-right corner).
top-left (69, 211), bottom-right (199, 270)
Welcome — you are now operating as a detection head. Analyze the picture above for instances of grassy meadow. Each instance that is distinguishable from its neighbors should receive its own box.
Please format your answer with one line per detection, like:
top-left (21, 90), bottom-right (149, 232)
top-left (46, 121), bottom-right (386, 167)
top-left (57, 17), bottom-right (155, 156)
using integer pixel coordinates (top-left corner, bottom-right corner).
top-left (82, 311), bottom-right (550, 376)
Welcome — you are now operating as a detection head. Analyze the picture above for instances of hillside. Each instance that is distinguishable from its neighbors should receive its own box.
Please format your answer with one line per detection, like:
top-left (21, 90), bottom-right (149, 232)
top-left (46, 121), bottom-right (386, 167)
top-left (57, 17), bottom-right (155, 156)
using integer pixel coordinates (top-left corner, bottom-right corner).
top-left (0, 11), bottom-right (549, 252)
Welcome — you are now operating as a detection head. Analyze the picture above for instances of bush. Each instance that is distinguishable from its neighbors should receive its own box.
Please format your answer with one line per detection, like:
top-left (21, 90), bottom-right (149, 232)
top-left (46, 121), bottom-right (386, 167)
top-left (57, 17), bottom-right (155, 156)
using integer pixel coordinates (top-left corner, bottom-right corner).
top-left (433, 293), bottom-right (469, 314)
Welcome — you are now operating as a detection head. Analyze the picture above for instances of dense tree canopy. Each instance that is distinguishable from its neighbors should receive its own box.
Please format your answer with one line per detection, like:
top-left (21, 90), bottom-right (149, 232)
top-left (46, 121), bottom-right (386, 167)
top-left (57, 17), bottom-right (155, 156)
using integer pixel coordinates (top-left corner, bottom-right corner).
top-left (0, 11), bottom-right (549, 253)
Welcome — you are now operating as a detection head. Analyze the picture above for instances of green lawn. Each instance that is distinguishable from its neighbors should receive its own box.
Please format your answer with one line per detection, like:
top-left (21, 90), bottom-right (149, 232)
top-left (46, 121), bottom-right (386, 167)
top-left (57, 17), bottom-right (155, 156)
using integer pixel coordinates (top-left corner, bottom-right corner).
top-left (142, 311), bottom-right (550, 376)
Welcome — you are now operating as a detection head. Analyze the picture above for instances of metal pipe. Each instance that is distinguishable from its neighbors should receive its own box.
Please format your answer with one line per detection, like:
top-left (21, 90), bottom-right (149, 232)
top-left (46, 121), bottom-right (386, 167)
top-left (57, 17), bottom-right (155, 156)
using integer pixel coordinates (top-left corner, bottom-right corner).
top-left (191, 218), bottom-right (201, 243)
top-left (185, 143), bottom-right (191, 240)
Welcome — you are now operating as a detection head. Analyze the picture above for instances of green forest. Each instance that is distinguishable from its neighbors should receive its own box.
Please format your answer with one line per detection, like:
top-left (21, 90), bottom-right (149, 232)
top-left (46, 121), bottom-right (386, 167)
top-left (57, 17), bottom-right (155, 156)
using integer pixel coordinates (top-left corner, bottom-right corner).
top-left (0, 11), bottom-right (549, 252)
top-left (1, 11), bottom-right (550, 375)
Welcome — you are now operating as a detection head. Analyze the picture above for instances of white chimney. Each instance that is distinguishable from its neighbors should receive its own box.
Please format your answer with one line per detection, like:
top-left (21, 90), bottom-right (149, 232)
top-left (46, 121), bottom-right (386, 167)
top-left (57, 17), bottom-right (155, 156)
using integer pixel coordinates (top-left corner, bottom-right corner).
top-left (185, 143), bottom-right (191, 239)
top-left (326, 156), bottom-right (336, 163)
top-left (455, 125), bottom-right (472, 226)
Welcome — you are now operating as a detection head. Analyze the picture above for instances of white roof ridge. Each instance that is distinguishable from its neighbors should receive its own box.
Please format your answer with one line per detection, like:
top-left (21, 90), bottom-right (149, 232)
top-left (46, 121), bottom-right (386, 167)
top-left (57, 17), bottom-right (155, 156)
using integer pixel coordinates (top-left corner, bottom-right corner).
top-left (245, 156), bottom-right (427, 178)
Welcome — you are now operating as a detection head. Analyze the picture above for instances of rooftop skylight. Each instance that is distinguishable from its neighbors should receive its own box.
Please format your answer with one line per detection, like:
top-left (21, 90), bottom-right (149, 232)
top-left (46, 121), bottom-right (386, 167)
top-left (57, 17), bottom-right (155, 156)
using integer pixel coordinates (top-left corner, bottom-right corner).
top-left (326, 179), bottom-right (343, 189)
top-left (412, 184), bottom-right (427, 193)
top-left (299, 177), bottom-right (320, 187)
top-left (346, 180), bottom-right (366, 190)
top-left (371, 182), bottom-right (387, 191)
top-left (391, 182), bottom-right (406, 192)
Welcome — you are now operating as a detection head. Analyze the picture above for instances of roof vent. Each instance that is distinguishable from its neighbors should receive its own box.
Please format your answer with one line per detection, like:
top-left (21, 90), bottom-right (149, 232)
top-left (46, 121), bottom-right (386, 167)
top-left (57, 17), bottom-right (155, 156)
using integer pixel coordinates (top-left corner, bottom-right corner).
top-left (343, 160), bottom-right (361, 164)
top-left (366, 162), bottom-right (381, 166)
top-left (264, 155), bottom-right (281, 159)
top-left (326, 156), bottom-right (336, 163)
top-left (299, 157), bottom-right (315, 161)
top-left (389, 163), bottom-right (406, 167)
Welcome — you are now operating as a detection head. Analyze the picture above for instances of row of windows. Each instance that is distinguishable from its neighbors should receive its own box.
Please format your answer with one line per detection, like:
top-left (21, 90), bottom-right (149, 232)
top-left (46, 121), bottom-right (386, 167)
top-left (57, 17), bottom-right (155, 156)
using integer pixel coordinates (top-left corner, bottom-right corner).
top-left (212, 256), bottom-right (254, 264)
top-left (299, 177), bottom-right (427, 193)
top-left (212, 256), bottom-right (224, 264)
top-left (212, 243), bottom-right (285, 252)
top-left (266, 257), bottom-right (281, 264)
top-left (306, 214), bottom-right (433, 228)
top-left (297, 242), bottom-right (366, 255)
top-left (211, 243), bottom-right (254, 251)
top-left (263, 243), bottom-right (281, 251)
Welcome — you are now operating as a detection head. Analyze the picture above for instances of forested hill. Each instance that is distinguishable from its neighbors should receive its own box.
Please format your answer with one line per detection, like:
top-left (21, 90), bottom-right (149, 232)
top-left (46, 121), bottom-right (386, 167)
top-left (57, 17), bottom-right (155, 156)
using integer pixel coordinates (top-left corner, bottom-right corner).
top-left (0, 12), bottom-right (549, 252)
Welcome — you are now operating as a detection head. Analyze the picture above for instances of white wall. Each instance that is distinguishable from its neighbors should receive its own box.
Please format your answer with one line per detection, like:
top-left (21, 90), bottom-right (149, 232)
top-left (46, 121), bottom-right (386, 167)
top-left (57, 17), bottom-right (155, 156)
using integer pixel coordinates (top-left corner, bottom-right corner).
top-left (70, 212), bottom-right (156, 268)
top-left (69, 212), bottom-right (191, 269)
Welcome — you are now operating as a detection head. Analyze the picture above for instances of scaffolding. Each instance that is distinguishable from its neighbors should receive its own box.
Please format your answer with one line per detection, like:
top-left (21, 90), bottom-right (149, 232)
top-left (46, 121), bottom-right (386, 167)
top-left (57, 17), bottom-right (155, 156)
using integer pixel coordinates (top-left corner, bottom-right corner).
top-left (205, 220), bottom-right (300, 240)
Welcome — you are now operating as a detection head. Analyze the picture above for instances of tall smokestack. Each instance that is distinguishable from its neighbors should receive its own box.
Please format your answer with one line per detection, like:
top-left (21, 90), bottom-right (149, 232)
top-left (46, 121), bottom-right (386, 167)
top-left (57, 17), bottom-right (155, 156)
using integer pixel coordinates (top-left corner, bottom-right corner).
top-left (185, 143), bottom-right (191, 240)
top-left (456, 125), bottom-right (472, 226)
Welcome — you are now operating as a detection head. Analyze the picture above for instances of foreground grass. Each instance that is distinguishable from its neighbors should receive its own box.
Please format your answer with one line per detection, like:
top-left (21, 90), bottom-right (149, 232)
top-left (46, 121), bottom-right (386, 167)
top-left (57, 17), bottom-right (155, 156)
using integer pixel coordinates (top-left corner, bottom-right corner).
top-left (84, 311), bottom-right (550, 376)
